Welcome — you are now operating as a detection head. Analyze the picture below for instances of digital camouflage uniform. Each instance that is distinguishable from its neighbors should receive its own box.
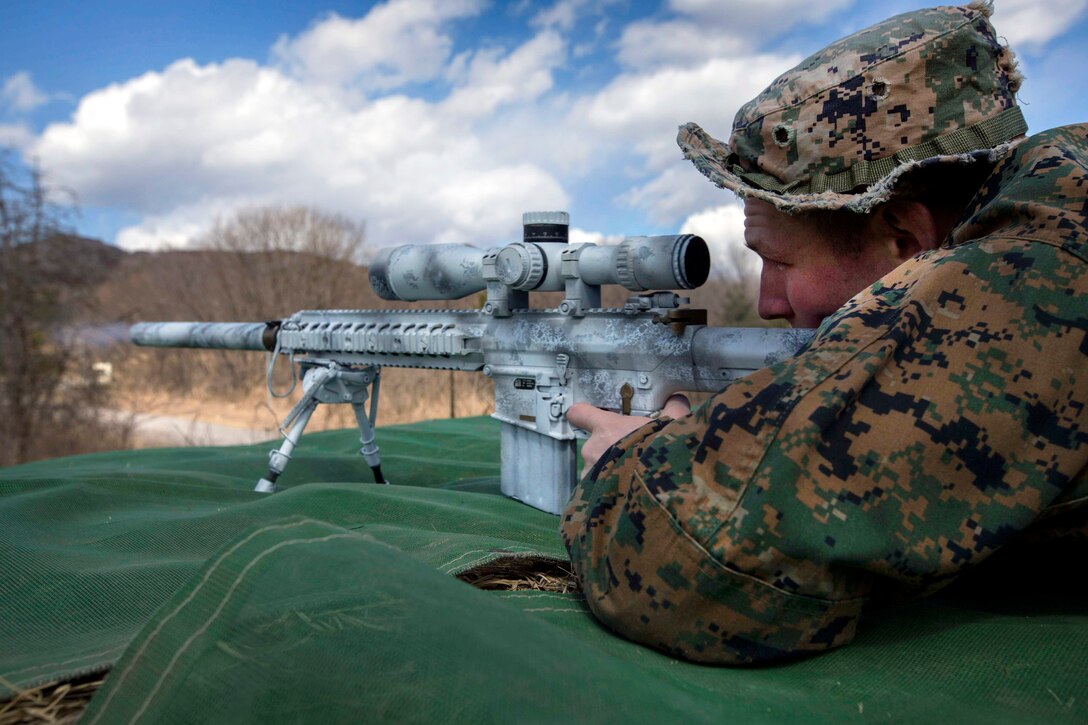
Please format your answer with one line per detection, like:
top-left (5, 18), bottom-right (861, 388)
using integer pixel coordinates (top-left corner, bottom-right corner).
top-left (562, 3), bottom-right (1087, 664)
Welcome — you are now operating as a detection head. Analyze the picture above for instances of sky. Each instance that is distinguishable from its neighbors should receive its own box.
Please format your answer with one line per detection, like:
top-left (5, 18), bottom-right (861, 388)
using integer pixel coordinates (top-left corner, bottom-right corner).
top-left (2, 0), bottom-right (1086, 270)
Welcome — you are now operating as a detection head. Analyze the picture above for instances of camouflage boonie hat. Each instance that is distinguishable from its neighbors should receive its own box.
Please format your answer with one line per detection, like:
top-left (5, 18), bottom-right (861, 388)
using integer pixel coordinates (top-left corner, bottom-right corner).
top-left (678, 1), bottom-right (1026, 212)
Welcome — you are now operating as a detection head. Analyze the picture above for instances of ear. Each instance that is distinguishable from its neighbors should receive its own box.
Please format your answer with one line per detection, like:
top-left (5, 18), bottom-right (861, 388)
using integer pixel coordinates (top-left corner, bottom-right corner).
top-left (875, 200), bottom-right (943, 262)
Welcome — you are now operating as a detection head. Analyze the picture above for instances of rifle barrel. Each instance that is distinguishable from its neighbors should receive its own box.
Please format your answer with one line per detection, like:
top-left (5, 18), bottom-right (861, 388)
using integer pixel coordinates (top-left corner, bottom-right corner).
top-left (130, 321), bottom-right (276, 351)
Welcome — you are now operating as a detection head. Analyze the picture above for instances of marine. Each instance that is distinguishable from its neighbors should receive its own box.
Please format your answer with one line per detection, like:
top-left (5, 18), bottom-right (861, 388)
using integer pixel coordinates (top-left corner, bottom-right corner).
top-left (563, 1), bottom-right (1088, 663)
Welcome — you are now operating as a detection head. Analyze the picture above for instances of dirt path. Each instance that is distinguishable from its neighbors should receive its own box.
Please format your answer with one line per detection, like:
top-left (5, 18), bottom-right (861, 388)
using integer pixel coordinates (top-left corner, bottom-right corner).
top-left (99, 408), bottom-right (279, 448)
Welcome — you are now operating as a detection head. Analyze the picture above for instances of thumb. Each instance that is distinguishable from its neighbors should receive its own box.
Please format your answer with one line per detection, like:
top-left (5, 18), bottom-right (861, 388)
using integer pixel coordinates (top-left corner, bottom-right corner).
top-left (662, 394), bottom-right (691, 419)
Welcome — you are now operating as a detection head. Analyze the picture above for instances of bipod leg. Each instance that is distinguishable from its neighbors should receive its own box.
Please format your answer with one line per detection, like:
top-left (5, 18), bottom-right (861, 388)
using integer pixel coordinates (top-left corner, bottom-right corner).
top-left (352, 402), bottom-right (387, 484)
top-left (256, 398), bottom-right (319, 493)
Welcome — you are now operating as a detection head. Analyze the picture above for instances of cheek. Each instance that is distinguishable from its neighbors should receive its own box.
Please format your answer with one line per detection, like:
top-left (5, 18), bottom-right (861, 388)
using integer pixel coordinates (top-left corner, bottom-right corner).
top-left (784, 263), bottom-right (869, 324)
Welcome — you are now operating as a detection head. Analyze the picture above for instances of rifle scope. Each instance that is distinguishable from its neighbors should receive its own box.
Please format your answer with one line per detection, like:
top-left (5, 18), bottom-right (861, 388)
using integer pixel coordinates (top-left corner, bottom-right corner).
top-left (369, 211), bottom-right (710, 302)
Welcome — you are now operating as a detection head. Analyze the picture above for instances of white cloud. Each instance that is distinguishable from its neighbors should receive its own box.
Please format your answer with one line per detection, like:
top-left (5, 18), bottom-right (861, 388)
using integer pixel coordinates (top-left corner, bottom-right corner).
top-left (442, 31), bottom-right (566, 117)
top-left (668, 0), bottom-right (854, 28)
top-left (34, 49), bottom-right (568, 252)
top-left (570, 227), bottom-right (624, 246)
top-left (575, 54), bottom-right (795, 171)
top-left (617, 20), bottom-right (749, 70)
top-left (272, 0), bottom-right (484, 89)
top-left (991, 0), bottom-right (1088, 47)
top-left (452, 48), bottom-right (795, 222)
top-left (28, 0), bottom-right (904, 257)
top-left (532, 0), bottom-right (580, 30)
top-left (559, 51), bottom-right (797, 227)
top-left (679, 202), bottom-right (756, 279)
top-left (115, 201), bottom-right (239, 251)
top-left (532, 0), bottom-right (625, 32)
top-left (621, 164), bottom-right (727, 224)
top-left (619, 0), bottom-right (852, 70)
top-left (37, 59), bottom-right (308, 208)
top-left (30, 0), bottom-right (802, 251)
top-left (2, 72), bottom-right (50, 112)
top-left (0, 123), bottom-right (35, 150)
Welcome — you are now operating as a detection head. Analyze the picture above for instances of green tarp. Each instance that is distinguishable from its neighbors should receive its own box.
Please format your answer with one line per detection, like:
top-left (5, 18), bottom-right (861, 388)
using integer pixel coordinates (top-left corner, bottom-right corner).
top-left (1, 417), bottom-right (1084, 722)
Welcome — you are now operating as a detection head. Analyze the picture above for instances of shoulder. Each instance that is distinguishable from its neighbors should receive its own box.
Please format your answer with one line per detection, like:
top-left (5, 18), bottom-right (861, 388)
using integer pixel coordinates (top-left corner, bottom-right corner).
top-left (1015, 124), bottom-right (1088, 159)
top-left (950, 124), bottom-right (1088, 258)
top-left (1006, 124), bottom-right (1088, 186)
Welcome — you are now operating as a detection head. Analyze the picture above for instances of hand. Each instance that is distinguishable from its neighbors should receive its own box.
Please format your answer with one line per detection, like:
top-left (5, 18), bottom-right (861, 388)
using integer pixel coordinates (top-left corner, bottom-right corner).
top-left (567, 395), bottom-right (691, 478)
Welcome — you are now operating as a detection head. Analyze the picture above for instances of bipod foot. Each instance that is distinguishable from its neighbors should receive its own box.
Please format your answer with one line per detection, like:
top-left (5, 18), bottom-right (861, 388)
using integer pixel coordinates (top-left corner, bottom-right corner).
top-left (255, 395), bottom-right (319, 494)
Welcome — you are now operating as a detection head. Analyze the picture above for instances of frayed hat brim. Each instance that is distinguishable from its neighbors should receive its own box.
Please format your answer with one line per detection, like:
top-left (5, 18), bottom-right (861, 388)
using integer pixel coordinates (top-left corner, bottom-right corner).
top-left (677, 122), bottom-right (1025, 214)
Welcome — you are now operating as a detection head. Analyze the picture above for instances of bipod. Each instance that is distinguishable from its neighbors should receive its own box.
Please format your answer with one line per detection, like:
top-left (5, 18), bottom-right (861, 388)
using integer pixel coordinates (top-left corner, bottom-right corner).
top-left (256, 361), bottom-right (386, 493)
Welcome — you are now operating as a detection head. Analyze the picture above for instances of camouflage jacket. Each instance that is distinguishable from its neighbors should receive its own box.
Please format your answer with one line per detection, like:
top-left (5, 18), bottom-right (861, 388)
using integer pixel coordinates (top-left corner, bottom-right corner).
top-left (562, 124), bottom-right (1088, 664)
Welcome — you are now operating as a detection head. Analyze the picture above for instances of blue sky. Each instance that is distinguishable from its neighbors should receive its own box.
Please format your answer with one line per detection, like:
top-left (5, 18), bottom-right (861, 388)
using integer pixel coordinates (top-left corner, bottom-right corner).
top-left (2, 0), bottom-right (1086, 265)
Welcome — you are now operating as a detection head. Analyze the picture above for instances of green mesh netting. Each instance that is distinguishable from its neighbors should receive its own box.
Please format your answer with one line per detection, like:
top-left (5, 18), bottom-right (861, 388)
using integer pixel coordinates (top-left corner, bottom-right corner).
top-left (1, 417), bottom-right (1084, 723)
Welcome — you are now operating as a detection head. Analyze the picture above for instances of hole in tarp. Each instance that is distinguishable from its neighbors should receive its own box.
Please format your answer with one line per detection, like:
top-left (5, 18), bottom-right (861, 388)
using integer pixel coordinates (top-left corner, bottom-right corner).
top-left (0, 669), bottom-right (108, 723)
top-left (456, 555), bottom-right (581, 593)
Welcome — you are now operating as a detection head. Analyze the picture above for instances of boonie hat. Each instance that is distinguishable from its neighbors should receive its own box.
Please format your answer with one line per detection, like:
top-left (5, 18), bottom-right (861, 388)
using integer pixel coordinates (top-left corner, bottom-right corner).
top-left (678, 1), bottom-right (1026, 212)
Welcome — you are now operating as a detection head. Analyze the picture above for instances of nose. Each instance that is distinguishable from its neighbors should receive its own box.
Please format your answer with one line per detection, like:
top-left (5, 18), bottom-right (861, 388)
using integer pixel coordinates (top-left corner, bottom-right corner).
top-left (757, 265), bottom-right (792, 321)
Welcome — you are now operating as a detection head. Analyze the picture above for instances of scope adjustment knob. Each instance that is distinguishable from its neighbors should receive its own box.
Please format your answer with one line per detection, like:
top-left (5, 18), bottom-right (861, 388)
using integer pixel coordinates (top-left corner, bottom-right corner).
top-left (615, 240), bottom-right (642, 291)
top-left (495, 242), bottom-right (545, 290)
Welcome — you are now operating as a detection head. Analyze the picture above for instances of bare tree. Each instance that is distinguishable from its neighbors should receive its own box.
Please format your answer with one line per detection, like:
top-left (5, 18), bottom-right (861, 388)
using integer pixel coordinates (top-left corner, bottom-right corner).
top-left (0, 151), bottom-right (130, 464)
top-left (194, 205), bottom-right (369, 319)
top-left (121, 205), bottom-right (372, 396)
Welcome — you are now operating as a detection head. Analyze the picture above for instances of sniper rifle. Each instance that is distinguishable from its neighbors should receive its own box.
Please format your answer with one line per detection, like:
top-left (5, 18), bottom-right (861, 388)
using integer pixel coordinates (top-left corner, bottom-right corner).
top-left (131, 211), bottom-right (812, 514)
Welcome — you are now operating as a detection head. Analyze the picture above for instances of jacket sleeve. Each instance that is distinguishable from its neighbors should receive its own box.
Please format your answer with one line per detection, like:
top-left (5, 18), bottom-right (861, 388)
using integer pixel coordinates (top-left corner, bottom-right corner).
top-left (561, 237), bottom-right (1088, 664)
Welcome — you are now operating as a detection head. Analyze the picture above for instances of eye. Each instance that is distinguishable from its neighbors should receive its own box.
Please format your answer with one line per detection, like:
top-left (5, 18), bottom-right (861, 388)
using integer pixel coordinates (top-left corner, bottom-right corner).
top-left (759, 254), bottom-right (789, 271)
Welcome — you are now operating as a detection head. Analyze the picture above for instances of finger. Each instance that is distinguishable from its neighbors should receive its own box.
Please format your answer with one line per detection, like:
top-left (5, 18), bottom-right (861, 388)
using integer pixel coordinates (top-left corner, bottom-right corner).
top-left (568, 402), bottom-right (608, 431)
top-left (662, 394), bottom-right (691, 419)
